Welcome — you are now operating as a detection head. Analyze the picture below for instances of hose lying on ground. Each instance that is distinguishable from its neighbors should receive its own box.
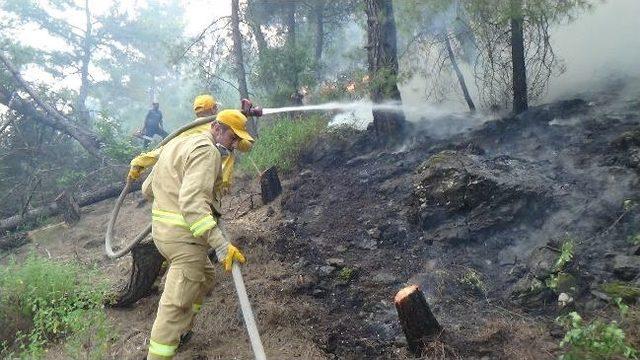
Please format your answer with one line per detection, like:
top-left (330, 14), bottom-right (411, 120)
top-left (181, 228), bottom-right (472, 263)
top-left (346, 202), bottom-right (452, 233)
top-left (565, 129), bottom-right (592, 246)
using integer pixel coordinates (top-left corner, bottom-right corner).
top-left (104, 115), bottom-right (216, 259)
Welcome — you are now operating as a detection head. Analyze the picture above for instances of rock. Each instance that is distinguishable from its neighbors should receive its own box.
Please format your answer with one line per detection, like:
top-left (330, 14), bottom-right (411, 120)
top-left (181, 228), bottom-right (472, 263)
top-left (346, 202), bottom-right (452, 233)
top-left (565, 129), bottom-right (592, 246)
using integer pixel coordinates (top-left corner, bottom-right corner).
top-left (558, 292), bottom-right (573, 307)
top-left (612, 255), bottom-right (640, 281)
top-left (367, 227), bottom-right (381, 239)
top-left (631, 245), bottom-right (640, 256)
top-left (409, 151), bottom-right (554, 243)
top-left (393, 335), bottom-right (408, 347)
top-left (326, 258), bottom-right (345, 267)
top-left (526, 246), bottom-right (558, 279)
top-left (356, 237), bottom-right (378, 250)
top-left (319, 265), bottom-right (336, 275)
top-left (590, 290), bottom-right (612, 302)
top-left (299, 169), bottom-right (312, 178)
top-left (293, 258), bottom-right (309, 270)
top-left (369, 273), bottom-right (398, 286)
top-left (549, 325), bottom-right (565, 339)
top-left (312, 288), bottom-right (326, 297)
top-left (379, 223), bottom-right (407, 244)
top-left (266, 206), bottom-right (275, 217)
top-left (336, 245), bottom-right (347, 253)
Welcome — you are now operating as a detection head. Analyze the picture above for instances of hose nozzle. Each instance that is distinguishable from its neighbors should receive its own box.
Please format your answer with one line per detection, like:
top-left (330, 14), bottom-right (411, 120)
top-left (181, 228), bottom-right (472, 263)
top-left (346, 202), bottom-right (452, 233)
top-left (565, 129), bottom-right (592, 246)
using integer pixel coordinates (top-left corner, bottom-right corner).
top-left (240, 98), bottom-right (263, 117)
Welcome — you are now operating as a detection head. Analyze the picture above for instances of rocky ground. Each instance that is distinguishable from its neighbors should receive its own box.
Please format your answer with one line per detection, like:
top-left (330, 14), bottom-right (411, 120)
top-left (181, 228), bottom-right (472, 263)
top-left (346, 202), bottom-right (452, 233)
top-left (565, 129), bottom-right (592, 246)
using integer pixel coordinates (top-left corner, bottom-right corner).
top-left (4, 83), bottom-right (640, 359)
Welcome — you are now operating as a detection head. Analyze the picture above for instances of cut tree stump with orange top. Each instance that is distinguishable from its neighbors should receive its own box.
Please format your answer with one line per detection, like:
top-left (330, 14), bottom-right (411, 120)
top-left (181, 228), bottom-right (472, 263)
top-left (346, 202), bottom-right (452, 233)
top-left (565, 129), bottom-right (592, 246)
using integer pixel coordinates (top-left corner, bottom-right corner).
top-left (394, 285), bottom-right (442, 356)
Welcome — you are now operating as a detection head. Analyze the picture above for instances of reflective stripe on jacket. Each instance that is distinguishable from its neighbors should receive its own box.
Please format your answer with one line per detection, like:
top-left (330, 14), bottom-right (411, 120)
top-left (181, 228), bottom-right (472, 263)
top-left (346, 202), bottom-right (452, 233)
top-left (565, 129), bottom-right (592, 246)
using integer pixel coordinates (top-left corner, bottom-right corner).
top-left (143, 131), bottom-right (225, 248)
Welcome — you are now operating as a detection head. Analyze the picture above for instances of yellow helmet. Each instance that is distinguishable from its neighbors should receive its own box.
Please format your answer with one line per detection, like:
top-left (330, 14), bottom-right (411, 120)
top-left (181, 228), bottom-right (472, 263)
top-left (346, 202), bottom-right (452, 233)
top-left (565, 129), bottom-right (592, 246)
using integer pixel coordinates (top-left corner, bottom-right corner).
top-left (216, 109), bottom-right (254, 142)
top-left (193, 94), bottom-right (216, 113)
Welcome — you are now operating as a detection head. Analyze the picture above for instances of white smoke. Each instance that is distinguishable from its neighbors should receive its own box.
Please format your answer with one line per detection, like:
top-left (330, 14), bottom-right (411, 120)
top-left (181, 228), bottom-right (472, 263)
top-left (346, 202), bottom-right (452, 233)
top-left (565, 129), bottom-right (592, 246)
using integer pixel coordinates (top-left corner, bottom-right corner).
top-left (545, 0), bottom-right (640, 101)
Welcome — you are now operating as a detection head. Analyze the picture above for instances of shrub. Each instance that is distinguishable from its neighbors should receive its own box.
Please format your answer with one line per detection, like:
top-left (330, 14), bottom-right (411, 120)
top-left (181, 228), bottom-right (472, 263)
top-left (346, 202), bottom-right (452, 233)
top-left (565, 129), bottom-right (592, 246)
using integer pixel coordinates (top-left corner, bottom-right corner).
top-left (338, 267), bottom-right (355, 282)
top-left (94, 112), bottom-right (140, 163)
top-left (555, 239), bottom-right (574, 272)
top-left (238, 115), bottom-right (327, 173)
top-left (0, 255), bottom-right (113, 358)
top-left (557, 311), bottom-right (638, 359)
top-left (460, 268), bottom-right (487, 296)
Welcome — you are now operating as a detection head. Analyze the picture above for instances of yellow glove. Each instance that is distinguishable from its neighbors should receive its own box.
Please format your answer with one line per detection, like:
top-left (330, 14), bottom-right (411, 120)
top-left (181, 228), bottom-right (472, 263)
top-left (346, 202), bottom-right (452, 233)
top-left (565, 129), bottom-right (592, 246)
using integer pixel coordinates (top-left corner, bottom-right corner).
top-left (127, 165), bottom-right (143, 181)
top-left (128, 149), bottom-right (162, 181)
top-left (217, 244), bottom-right (246, 272)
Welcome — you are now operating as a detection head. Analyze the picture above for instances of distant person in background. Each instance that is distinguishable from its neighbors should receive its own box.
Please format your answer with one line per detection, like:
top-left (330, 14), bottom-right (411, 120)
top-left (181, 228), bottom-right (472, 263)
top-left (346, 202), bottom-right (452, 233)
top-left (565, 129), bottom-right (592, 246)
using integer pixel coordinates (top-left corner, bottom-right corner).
top-left (142, 102), bottom-right (167, 148)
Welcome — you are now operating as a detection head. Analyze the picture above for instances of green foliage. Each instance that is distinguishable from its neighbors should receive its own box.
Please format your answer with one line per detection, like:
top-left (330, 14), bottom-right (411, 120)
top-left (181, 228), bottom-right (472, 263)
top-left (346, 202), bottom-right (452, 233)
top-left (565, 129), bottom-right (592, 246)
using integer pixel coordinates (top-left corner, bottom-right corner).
top-left (627, 234), bottom-right (640, 246)
top-left (253, 45), bottom-right (316, 107)
top-left (539, 239), bottom-right (575, 293)
top-left (557, 311), bottom-right (638, 360)
top-left (338, 267), bottom-right (355, 282)
top-left (94, 113), bottom-right (140, 163)
top-left (55, 169), bottom-right (87, 189)
top-left (601, 282), bottom-right (640, 303)
top-left (555, 240), bottom-right (575, 272)
top-left (0, 255), bottom-right (113, 358)
top-left (238, 115), bottom-right (327, 173)
top-left (460, 268), bottom-right (487, 295)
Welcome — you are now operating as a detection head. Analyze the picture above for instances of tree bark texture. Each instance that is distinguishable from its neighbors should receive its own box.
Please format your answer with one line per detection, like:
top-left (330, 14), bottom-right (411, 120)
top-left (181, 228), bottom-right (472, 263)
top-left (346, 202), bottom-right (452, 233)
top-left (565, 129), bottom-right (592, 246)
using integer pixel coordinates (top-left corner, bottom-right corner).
top-left (364, 0), bottom-right (406, 145)
top-left (231, 0), bottom-right (256, 135)
top-left (260, 166), bottom-right (282, 205)
top-left (55, 191), bottom-right (81, 225)
top-left (510, 0), bottom-right (528, 114)
top-left (444, 33), bottom-right (476, 112)
top-left (76, 0), bottom-right (92, 124)
top-left (394, 285), bottom-right (442, 356)
top-left (109, 240), bottom-right (164, 307)
top-left (231, 0), bottom-right (249, 101)
top-left (0, 54), bottom-right (105, 161)
top-left (286, 1), bottom-right (299, 101)
top-left (314, 1), bottom-right (325, 80)
top-left (249, 20), bottom-right (267, 58)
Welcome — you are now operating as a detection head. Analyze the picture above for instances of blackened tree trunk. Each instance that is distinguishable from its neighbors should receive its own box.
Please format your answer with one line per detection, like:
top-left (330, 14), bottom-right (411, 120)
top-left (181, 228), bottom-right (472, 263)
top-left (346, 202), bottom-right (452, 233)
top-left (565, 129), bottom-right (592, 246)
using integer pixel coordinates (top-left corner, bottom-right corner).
top-left (231, 0), bottom-right (249, 100)
top-left (314, 1), bottom-right (326, 80)
top-left (365, 0), bottom-right (406, 145)
top-left (511, 0), bottom-right (528, 114)
top-left (76, 0), bottom-right (92, 124)
top-left (286, 1), bottom-right (300, 104)
top-left (231, 0), bottom-right (256, 135)
top-left (444, 33), bottom-right (476, 112)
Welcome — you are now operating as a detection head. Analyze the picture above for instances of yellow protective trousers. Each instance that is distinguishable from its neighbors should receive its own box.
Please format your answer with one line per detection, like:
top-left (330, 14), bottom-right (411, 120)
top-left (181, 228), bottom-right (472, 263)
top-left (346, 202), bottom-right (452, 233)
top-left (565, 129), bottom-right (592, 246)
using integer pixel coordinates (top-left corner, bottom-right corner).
top-left (147, 240), bottom-right (216, 360)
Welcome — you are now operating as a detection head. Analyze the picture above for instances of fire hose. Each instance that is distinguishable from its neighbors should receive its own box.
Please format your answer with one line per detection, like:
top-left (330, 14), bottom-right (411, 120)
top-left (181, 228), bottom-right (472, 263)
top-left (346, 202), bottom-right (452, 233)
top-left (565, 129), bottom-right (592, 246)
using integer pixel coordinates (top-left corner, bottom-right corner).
top-left (105, 101), bottom-right (267, 359)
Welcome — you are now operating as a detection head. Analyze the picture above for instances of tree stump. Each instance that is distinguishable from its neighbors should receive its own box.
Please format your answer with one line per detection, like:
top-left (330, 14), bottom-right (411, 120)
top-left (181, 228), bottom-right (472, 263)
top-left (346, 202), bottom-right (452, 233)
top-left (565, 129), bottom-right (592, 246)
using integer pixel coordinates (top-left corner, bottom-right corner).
top-left (110, 240), bottom-right (164, 307)
top-left (55, 191), bottom-right (80, 225)
top-left (260, 166), bottom-right (282, 204)
top-left (394, 285), bottom-right (442, 356)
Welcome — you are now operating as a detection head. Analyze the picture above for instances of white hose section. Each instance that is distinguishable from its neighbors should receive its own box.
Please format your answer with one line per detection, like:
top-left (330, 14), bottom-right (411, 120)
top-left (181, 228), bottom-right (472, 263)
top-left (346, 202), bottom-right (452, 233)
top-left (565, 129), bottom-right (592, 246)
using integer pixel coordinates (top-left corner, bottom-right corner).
top-left (232, 262), bottom-right (267, 360)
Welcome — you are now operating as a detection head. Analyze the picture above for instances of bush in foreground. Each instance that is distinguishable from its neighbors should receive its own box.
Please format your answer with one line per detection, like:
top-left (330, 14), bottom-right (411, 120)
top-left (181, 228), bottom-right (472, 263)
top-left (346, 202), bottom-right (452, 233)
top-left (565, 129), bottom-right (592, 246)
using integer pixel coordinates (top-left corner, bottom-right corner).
top-left (0, 255), bottom-right (113, 359)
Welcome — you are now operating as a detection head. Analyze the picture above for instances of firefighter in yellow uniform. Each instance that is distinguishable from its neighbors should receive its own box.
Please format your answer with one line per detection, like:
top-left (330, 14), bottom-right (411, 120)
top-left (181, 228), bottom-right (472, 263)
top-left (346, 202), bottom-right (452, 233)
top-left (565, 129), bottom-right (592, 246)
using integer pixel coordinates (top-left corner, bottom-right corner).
top-left (141, 105), bottom-right (253, 359)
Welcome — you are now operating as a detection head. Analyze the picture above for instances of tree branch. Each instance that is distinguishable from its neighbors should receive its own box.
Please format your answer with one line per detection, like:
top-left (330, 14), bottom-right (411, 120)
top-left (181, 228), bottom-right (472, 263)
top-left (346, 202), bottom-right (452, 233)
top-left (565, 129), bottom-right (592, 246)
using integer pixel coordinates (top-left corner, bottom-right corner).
top-left (0, 52), bottom-right (107, 162)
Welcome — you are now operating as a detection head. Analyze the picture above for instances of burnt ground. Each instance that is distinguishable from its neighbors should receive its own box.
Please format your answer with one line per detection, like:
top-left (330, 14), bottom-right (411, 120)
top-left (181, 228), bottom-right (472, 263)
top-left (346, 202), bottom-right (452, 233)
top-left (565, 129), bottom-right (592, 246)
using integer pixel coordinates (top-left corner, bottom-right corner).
top-left (4, 82), bottom-right (640, 359)
top-left (241, 82), bottom-right (640, 359)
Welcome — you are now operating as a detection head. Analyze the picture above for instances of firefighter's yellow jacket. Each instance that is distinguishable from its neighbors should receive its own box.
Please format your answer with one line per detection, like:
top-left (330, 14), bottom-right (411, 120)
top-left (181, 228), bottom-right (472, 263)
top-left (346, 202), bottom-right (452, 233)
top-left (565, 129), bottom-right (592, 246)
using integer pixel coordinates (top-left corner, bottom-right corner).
top-left (141, 130), bottom-right (227, 250)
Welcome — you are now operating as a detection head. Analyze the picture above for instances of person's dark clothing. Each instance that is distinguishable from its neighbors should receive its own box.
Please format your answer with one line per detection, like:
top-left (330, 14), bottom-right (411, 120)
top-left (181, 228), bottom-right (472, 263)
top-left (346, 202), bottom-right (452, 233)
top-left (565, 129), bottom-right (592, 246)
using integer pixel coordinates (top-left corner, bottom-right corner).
top-left (143, 108), bottom-right (167, 147)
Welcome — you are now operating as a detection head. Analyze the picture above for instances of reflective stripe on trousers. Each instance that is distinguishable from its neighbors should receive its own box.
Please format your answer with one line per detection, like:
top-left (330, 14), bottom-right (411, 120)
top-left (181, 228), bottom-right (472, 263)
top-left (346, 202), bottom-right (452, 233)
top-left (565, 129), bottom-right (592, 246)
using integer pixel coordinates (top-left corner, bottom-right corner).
top-left (148, 339), bottom-right (177, 358)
